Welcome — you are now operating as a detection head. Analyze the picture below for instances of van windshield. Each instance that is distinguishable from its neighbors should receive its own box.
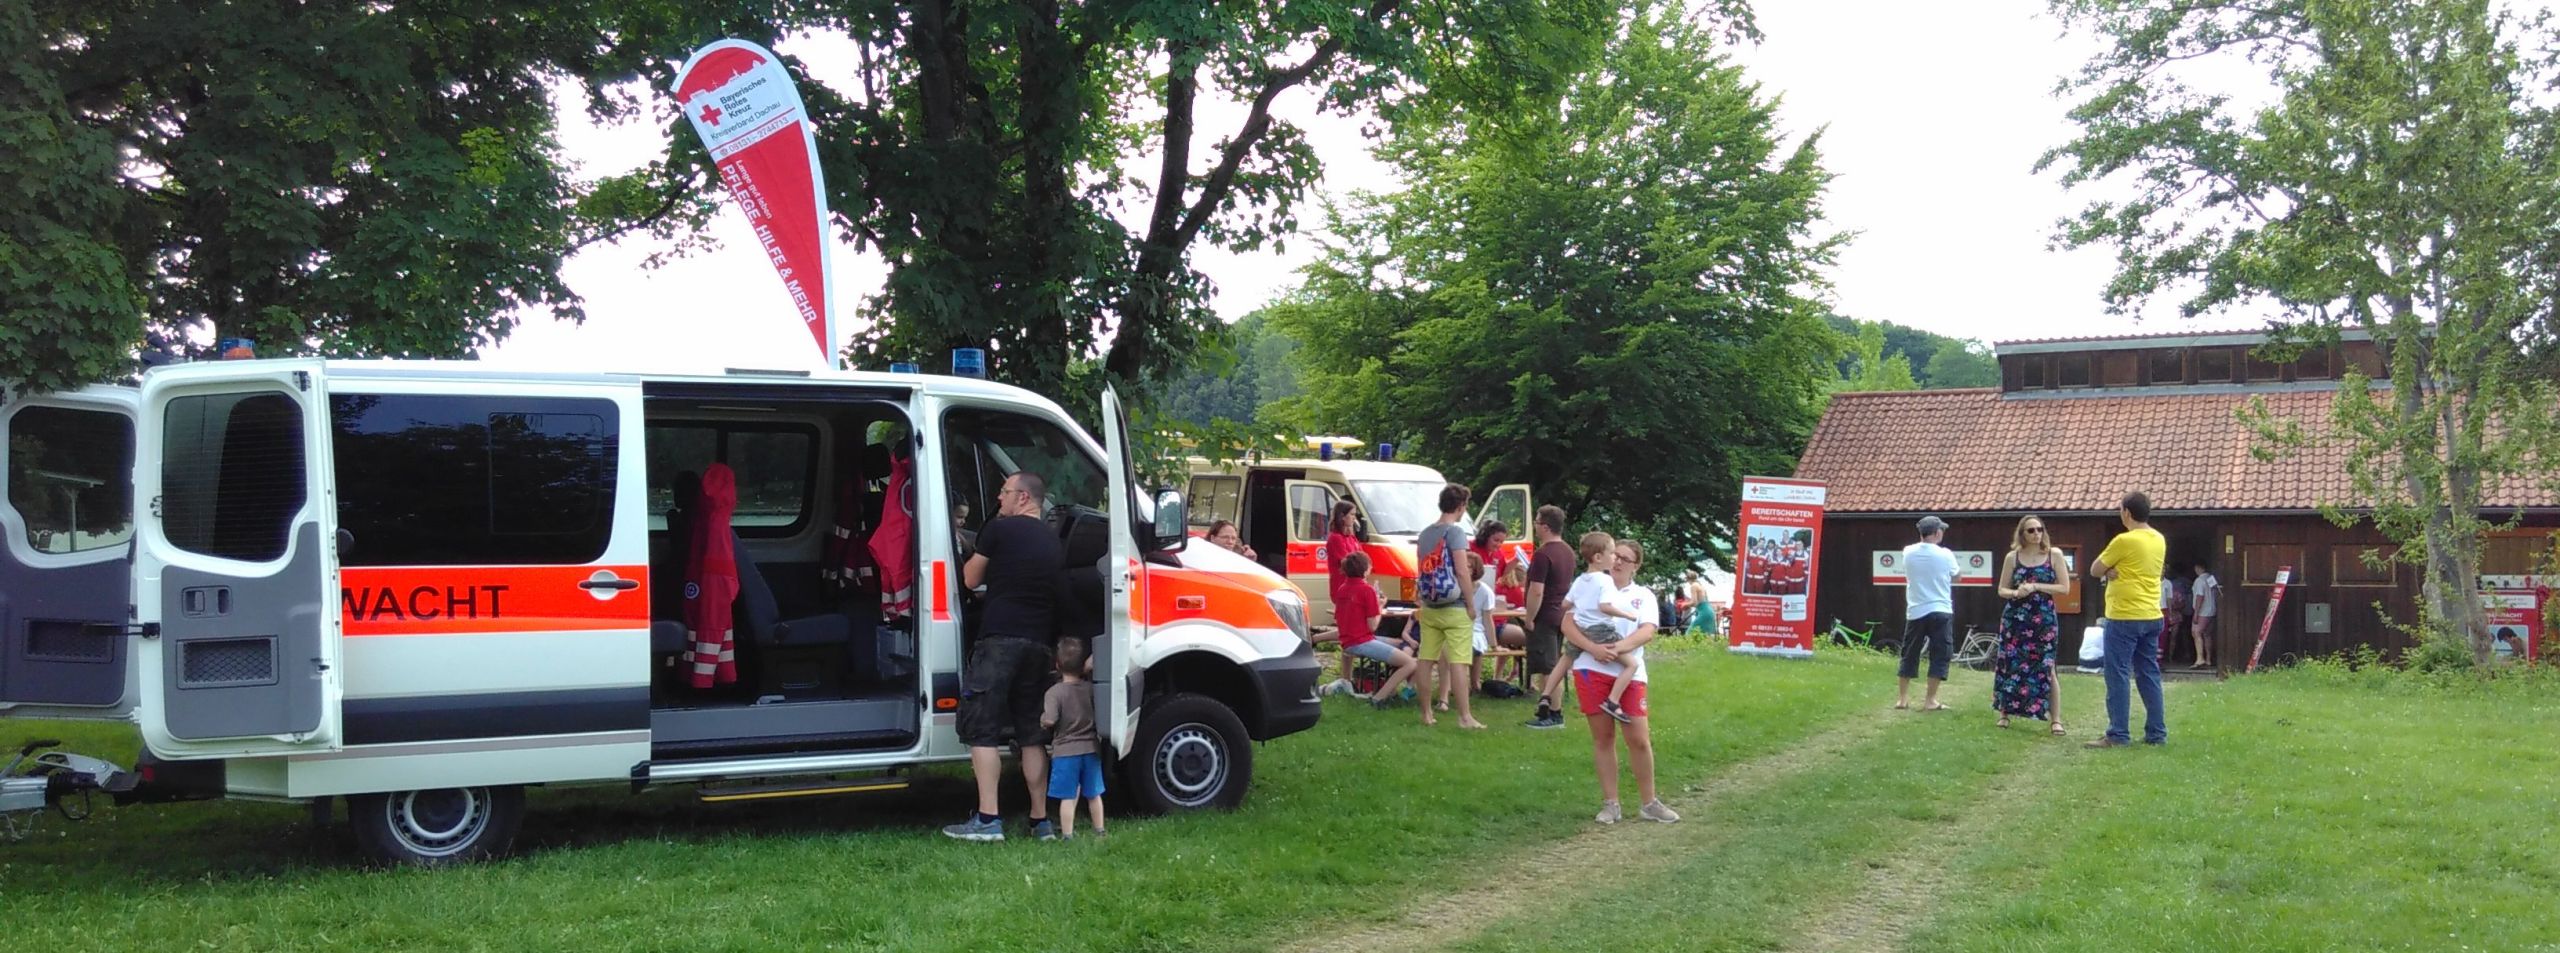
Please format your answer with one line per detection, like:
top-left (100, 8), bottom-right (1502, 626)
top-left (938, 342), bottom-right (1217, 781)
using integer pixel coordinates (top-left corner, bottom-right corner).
top-left (1350, 481), bottom-right (1459, 537)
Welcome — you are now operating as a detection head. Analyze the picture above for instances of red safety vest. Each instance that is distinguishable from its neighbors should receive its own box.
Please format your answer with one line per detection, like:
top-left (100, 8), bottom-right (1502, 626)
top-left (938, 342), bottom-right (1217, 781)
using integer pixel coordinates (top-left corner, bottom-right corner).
top-left (684, 464), bottom-right (741, 688)
top-left (868, 453), bottom-right (916, 619)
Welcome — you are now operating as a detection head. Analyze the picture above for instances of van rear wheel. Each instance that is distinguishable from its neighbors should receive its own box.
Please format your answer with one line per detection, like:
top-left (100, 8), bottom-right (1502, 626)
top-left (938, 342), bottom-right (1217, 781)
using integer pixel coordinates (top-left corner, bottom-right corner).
top-left (349, 784), bottom-right (525, 866)
top-left (1121, 693), bottom-right (1252, 813)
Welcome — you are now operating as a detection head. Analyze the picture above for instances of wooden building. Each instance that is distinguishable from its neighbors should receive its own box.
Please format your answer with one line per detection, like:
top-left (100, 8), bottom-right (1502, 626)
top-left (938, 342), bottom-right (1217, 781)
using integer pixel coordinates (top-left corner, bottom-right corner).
top-left (1794, 330), bottom-right (2557, 667)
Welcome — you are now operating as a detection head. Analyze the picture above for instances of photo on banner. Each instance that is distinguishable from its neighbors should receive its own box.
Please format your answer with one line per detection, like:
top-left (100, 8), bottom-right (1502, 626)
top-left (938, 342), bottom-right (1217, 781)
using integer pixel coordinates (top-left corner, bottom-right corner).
top-left (1730, 477), bottom-right (1826, 658)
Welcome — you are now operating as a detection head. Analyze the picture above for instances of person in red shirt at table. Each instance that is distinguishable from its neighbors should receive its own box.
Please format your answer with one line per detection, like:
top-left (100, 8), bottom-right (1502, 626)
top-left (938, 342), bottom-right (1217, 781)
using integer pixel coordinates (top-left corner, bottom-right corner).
top-left (1334, 551), bottom-right (1416, 707)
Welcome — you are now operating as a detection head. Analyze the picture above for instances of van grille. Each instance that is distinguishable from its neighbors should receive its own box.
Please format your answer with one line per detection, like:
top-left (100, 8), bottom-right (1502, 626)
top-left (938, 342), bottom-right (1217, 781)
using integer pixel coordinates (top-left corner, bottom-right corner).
top-left (181, 637), bottom-right (276, 686)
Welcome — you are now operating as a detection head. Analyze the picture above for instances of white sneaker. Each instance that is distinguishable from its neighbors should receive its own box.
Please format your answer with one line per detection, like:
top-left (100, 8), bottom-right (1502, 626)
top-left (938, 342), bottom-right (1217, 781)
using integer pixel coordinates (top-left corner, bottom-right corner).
top-left (1594, 800), bottom-right (1621, 825)
top-left (1639, 800), bottom-right (1681, 824)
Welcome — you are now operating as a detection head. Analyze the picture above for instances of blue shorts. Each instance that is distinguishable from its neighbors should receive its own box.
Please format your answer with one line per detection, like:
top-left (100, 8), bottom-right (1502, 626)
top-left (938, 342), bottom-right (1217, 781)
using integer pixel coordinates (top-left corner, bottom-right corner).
top-left (1047, 752), bottom-right (1107, 800)
top-left (1344, 639), bottom-right (1403, 663)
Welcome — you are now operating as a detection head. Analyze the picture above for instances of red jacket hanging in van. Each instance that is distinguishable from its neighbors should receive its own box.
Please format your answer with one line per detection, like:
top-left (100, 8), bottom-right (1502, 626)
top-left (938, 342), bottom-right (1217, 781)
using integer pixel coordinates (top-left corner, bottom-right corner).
top-left (685, 464), bottom-right (741, 688)
top-left (868, 452), bottom-right (916, 619)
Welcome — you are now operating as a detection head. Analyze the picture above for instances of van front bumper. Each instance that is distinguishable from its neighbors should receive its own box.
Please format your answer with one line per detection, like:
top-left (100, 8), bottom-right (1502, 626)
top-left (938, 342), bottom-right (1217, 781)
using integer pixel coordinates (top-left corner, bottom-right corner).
top-left (1245, 640), bottom-right (1323, 741)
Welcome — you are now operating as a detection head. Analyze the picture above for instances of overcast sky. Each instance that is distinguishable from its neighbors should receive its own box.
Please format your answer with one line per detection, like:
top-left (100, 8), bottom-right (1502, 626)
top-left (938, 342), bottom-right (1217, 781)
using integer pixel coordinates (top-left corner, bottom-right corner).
top-left (484, 1), bottom-right (2244, 373)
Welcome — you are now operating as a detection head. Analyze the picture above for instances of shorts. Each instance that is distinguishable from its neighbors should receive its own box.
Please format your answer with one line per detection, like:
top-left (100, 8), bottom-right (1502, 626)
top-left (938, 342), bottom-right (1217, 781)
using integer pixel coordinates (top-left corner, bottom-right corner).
top-left (1572, 670), bottom-right (1647, 717)
top-left (1344, 638), bottom-right (1403, 664)
top-left (1898, 612), bottom-right (1954, 681)
top-left (1046, 752), bottom-right (1107, 800)
top-left (959, 637), bottom-right (1057, 749)
top-left (1527, 621), bottom-right (1564, 674)
top-left (1414, 606), bottom-right (1474, 664)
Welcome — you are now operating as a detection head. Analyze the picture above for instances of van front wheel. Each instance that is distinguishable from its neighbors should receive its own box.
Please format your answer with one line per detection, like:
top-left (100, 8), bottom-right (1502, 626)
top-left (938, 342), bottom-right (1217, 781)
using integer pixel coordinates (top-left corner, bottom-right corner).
top-left (349, 784), bottom-right (525, 866)
top-left (1122, 693), bottom-right (1252, 813)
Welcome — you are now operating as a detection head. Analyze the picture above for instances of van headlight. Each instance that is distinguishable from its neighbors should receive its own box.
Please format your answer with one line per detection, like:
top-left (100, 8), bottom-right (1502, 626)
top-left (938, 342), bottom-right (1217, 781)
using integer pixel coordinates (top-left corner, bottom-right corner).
top-left (1267, 590), bottom-right (1308, 641)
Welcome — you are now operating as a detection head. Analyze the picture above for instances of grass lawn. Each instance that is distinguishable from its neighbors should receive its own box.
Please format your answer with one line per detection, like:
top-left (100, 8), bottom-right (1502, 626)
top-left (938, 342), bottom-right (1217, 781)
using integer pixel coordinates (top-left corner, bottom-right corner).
top-left (7, 646), bottom-right (2557, 952)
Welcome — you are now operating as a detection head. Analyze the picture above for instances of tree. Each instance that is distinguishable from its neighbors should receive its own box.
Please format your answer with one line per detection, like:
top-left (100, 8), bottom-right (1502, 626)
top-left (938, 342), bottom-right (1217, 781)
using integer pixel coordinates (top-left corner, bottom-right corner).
top-left (3, 2), bottom-right (608, 392)
top-left (2044, 0), bottom-right (2560, 663)
top-left (1156, 310), bottom-right (1302, 427)
top-left (1833, 320), bottom-right (1919, 392)
top-left (570, 1), bottom-right (1759, 403)
top-left (1922, 339), bottom-right (2000, 389)
top-left (1271, 1), bottom-right (1843, 568)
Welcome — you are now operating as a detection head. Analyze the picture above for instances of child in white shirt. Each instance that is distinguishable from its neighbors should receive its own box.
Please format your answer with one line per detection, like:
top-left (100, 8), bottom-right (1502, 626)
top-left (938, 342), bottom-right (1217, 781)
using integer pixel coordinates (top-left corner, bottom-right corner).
top-left (1564, 531), bottom-right (1641, 720)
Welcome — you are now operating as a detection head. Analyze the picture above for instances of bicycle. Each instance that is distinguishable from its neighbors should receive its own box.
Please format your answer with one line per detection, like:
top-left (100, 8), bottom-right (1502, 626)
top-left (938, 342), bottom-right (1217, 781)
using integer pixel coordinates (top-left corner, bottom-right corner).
top-left (1953, 623), bottom-right (2000, 670)
top-left (1826, 618), bottom-right (1900, 655)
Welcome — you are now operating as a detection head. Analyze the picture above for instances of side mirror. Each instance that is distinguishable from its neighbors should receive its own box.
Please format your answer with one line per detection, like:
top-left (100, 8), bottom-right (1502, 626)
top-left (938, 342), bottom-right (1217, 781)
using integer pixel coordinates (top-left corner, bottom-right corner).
top-left (1151, 488), bottom-right (1187, 549)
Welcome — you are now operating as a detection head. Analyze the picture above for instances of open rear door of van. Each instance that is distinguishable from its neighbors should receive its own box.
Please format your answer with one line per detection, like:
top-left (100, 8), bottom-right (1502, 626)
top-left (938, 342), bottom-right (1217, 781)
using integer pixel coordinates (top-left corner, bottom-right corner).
top-left (1099, 387), bottom-right (1143, 753)
top-left (133, 361), bottom-right (342, 758)
top-left (1480, 483), bottom-right (1534, 565)
top-left (0, 384), bottom-right (140, 719)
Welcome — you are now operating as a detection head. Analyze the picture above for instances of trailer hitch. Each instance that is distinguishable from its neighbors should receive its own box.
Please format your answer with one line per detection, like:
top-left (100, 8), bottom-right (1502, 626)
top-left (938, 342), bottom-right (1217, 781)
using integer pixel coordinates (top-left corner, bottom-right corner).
top-left (1, 739), bottom-right (135, 841)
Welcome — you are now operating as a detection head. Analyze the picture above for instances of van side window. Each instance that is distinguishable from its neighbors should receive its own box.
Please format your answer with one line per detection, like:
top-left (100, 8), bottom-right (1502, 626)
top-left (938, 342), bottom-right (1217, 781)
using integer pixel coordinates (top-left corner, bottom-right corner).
top-left (332, 395), bottom-right (618, 566)
top-left (1287, 483), bottom-right (1335, 542)
top-left (162, 393), bottom-right (307, 562)
top-left (1187, 475), bottom-right (1241, 530)
top-left (5, 406), bottom-right (134, 554)
top-left (942, 408), bottom-right (1105, 523)
top-left (642, 424), bottom-right (816, 535)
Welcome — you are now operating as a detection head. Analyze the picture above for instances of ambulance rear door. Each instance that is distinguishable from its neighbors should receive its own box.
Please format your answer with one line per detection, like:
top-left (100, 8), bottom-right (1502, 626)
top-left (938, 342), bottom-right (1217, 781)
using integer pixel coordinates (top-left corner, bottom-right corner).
top-left (1480, 483), bottom-right (1534, 564)
top-left (1099, 387), bottom-right (1144, 753)
top-left (1281, 479), bottom-right (1339, 624)
top-left (134, 360), bottom-right (342, 758)
top-left (0, 384), bottom-right (140, 718)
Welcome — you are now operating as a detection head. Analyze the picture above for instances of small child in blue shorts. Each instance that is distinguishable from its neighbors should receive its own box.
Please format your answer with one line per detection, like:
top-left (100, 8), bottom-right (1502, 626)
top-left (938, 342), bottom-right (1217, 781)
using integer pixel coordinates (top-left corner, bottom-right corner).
top-left (1041, 637), bottom-right (1107, 839)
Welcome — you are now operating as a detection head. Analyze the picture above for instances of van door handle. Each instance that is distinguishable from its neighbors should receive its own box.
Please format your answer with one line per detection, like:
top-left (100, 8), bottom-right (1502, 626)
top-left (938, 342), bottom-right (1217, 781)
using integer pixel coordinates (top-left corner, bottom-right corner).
top-left (579, 570), bottom-right (640, 594)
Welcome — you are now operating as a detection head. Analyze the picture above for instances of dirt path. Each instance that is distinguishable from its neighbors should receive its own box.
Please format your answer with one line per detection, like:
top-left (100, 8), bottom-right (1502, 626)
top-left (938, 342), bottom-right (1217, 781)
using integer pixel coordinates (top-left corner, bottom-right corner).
top-left (1278, 710), bottom-right (1906, 953)
top-left (1777, 736), bottom-right (2065, 953)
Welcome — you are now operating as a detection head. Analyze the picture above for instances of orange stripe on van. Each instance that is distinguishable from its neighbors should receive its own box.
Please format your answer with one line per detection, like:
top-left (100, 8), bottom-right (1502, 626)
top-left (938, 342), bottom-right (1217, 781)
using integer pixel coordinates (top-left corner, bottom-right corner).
top-left (1142, 565), bottom-right (1285, 630)
top-left (339, 565), bottom-right (649, 637)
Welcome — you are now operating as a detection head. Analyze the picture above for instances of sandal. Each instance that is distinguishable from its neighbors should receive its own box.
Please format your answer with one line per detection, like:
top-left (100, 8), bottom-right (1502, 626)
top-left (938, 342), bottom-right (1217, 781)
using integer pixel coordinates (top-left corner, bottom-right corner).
top-left (1923, 701), bottom-right (1950, 712)
top-left (1997, 716), bottom-right (2011, 729)
top-left (2050, 722), bottom-right (2068, 736)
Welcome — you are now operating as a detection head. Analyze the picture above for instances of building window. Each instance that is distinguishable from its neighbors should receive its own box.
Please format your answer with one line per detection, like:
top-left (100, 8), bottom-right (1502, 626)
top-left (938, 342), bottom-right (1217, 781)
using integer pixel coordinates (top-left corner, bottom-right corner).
top-left (2242, 544), bottom-right (2305, 586)
top-left (2057, 354), bottom-right (2093, 388)
top-left (2147, 349), bottom-right (2187, 385)
top-left (2293, 347), bottom-right (2333, 380)
top-left (2100, 352), bottom-right (2140, 387)
top-left (2020, 357), bottom-right (2049, 389)
top-left (2331, 545), bottom-right (2398, 587)
top-left (2246, 350), bottom-right (2284, 382)
top-left (2197, 348), bottom-right (2236, 383)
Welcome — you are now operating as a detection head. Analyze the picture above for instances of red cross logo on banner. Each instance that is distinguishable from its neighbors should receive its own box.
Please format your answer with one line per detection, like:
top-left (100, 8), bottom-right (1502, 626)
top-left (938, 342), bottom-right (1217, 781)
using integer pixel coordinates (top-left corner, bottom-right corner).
top-left (699, 104), bottom-right (724, 127)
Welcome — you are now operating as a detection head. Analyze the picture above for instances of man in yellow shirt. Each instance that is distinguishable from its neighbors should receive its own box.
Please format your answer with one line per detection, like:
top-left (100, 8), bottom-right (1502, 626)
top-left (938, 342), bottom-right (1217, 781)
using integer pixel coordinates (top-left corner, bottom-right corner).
top-left (2088, 492), bottom-right (2167, 748)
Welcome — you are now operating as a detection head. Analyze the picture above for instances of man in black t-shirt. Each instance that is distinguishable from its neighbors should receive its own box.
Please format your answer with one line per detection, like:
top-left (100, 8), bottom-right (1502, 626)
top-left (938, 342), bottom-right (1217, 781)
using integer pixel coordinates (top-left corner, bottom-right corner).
top-left (1523, 504), bottom-right (1580, 729)
top-left (943, 471), bottom-right (1067, 842)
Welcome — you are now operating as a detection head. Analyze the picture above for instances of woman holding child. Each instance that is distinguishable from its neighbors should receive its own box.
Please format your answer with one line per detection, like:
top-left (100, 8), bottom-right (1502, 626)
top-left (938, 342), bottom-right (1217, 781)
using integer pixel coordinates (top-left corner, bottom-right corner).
top-left (1567, 536), bottom-right (1679, 825)
top-left (1992, 515), bottom-right (2067, 735)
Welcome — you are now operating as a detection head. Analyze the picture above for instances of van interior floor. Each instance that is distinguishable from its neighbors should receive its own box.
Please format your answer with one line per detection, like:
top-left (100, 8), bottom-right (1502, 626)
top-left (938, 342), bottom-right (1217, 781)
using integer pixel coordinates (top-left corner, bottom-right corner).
top-left (649, 688), bottom-right (920, 760)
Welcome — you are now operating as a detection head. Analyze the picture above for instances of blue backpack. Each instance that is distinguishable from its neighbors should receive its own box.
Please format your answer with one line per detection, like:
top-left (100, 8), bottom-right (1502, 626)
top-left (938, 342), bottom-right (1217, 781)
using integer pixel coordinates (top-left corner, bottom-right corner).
top-left (1416, 533), bottom-right (1462, 605)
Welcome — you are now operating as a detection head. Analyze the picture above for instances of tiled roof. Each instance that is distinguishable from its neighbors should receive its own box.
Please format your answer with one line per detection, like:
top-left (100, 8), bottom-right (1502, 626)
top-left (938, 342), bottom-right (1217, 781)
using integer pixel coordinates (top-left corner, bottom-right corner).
top-left (1796, 388), bottom-right (2559, 514)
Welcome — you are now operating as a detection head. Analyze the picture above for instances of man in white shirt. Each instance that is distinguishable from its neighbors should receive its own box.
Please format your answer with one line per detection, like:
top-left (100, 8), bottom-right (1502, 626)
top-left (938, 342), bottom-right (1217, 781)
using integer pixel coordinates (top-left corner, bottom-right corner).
top-left (1896, 516), bottom-right (1962, 711)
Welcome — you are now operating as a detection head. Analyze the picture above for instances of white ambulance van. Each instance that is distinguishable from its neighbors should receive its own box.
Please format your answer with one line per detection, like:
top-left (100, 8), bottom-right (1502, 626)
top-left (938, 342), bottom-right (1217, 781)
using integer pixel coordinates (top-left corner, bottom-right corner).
top-left (0, 360), bottom-right (1320, 864)
top-left (1183, 453), bottom-right (1531, 628)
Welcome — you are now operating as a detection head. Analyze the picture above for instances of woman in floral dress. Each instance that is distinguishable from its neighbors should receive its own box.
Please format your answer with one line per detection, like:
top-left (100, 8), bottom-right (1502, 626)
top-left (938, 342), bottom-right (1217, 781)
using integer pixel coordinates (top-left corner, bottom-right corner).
top-left (1993, 515), bottom-right (2068, 735)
